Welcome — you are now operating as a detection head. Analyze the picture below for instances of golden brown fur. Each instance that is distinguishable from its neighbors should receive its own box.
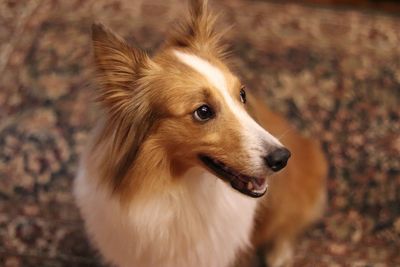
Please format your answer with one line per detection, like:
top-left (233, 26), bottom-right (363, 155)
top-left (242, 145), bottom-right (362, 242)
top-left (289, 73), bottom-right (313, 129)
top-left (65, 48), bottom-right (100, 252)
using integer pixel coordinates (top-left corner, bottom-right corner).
top-left (75, 1), bottom-right (327, 266)
top-left (249, 94), bottom-right (327, 266)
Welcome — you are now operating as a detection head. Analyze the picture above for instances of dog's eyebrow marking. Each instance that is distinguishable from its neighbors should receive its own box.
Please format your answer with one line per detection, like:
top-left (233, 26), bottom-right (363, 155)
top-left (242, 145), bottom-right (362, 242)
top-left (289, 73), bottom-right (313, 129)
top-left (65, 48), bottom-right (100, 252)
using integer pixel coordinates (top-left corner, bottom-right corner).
top-left (202, 88), bottom-right (211, 99)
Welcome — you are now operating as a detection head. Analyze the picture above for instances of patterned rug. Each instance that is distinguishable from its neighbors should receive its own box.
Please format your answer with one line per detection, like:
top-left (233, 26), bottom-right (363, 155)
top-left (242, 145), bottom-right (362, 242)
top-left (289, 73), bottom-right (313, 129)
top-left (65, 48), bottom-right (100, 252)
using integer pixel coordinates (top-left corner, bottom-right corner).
top-left (0, 0), bottom-right (399, 266)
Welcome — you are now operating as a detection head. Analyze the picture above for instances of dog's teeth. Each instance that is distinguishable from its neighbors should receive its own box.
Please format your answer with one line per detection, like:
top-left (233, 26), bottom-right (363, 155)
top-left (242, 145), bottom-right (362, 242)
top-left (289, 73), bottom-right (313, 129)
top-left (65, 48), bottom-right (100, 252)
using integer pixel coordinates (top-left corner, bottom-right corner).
top-left (247, 181), bottom-right (254, 191)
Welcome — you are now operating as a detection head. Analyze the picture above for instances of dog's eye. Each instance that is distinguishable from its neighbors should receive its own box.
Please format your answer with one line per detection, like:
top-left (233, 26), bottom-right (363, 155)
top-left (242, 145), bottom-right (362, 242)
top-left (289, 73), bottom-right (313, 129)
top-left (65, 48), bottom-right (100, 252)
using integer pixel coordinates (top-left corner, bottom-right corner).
top-left (240, 86), bottom-right (246, 104)
top-left (193, 105), bottom-right (214, 122)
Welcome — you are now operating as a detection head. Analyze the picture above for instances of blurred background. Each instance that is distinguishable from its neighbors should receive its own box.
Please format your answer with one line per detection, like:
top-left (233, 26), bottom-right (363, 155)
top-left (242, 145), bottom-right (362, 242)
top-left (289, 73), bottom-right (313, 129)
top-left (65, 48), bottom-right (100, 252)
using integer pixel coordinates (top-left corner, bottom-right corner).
top-left (0, 0), bottom-right (399, 266)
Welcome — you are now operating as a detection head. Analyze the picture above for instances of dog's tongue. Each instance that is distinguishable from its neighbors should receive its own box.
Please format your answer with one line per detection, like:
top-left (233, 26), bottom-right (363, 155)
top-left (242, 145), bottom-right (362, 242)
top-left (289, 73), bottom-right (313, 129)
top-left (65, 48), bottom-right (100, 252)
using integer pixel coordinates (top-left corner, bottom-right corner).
top-left (253, 177), bottom-right (265, 188)
top-left (230, 175), bottom-right (267, 197)
top-left (247, 177), bottom-right (267, 192)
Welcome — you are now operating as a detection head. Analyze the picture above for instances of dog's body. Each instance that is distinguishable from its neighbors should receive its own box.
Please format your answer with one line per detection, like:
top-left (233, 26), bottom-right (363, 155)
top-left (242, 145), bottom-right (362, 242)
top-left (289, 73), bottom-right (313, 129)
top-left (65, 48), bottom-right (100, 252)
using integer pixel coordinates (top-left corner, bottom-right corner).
top-left (247, 96), bottom-right (327, 266)
top-left (74, 1), bottom-right (327, 267)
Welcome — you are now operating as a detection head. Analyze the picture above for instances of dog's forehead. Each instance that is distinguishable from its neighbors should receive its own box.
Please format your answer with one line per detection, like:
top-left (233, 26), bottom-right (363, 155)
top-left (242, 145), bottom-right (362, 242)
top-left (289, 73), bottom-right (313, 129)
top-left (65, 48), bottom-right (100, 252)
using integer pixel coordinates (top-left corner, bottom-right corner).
top-left (173, 50), bottom-right (227, 92)
top-left (170, 49), bottom-right (238, 95)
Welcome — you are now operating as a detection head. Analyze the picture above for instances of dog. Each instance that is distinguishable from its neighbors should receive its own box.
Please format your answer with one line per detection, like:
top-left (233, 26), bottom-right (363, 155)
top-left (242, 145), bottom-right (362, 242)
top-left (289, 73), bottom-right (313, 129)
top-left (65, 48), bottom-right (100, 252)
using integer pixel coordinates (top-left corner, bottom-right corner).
top-left (74, 1), bottom-right (327, 266)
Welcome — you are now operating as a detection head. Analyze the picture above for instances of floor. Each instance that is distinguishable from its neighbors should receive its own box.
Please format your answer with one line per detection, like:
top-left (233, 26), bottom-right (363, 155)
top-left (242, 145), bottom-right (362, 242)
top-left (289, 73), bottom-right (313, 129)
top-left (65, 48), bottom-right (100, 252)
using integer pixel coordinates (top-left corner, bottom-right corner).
top-left (0, 0), bottom-right (399, 266)
top-left (288, 0), bottom-right (400, 14)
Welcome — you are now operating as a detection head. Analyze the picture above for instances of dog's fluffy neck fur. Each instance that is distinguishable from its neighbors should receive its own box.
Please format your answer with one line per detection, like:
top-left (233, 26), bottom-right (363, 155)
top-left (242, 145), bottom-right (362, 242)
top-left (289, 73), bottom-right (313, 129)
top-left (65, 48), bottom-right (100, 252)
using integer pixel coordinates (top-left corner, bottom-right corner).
top-left (75, 159), bottom-right (258, 267)
top-left (76, 120), bottom-right (259, 267)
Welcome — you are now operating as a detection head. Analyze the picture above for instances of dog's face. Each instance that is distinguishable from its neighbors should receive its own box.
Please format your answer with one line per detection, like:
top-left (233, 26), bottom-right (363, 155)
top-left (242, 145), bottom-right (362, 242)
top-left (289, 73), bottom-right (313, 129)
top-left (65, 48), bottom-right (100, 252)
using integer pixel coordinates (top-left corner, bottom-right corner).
top-left (148, 50), bottom-right (291, 197)
top-left (92, 0), bottom-right (290, 198)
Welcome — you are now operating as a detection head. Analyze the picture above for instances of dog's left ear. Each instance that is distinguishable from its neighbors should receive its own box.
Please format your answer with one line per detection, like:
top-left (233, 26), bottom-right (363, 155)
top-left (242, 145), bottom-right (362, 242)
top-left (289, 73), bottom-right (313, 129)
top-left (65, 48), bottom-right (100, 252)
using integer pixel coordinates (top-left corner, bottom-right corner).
top-left (167, 0), bottom-right (227, 57)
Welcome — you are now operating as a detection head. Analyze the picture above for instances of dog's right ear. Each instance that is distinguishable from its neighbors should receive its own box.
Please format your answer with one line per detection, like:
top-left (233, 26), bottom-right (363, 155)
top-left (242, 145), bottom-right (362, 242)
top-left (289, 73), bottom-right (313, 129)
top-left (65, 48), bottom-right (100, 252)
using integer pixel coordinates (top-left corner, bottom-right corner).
top-left (91, 23), bottom-right (153, 110)
top-left (91, 23), bottom-right (157, 192)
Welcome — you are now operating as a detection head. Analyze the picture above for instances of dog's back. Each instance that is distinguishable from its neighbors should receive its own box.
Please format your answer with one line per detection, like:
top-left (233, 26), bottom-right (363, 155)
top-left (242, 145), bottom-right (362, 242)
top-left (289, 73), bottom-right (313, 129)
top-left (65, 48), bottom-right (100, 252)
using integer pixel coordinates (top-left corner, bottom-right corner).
top-left (249, 94), bottom-right (327, 266)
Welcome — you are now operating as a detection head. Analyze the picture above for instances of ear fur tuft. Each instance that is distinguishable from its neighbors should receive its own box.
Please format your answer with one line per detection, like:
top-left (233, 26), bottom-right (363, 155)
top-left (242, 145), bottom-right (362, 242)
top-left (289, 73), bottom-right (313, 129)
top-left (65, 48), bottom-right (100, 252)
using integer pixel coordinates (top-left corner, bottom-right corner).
top-left (90, 23), bottom-right (156, 192)
top-left (91, 22), bottom-right (151, 112)
top-left (166, 0), bottom-right (228, 57)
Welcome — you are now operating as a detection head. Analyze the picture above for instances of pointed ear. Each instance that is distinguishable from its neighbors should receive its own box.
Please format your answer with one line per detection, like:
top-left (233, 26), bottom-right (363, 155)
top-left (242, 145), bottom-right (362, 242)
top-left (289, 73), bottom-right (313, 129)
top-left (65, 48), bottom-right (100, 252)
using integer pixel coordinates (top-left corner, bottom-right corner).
top-left (91, 23), bottom-right (152, 110)
top-left (166, 0), bottom-right (227, 57)
top-left (91, 23), bottom-right (157, 191)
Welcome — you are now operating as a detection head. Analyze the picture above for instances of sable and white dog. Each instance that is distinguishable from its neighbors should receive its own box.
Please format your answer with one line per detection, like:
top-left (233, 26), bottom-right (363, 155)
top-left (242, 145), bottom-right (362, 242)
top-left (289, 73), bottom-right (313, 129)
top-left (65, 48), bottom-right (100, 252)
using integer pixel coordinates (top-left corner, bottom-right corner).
top-left (74, 1), bottom-right (327, 267)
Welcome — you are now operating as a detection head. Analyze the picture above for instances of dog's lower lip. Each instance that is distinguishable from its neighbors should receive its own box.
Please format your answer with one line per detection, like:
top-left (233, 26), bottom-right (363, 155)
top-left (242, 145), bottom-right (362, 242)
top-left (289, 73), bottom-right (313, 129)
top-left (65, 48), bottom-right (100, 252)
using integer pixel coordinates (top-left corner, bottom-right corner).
top-left (199, 155), bottom-right (267, 198)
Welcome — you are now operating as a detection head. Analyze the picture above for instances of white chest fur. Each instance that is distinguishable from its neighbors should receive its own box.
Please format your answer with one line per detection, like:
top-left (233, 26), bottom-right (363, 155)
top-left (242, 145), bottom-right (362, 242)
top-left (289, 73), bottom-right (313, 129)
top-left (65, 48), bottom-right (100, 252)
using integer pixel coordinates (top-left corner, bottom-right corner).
top-left (74, 167), bottom-right (258, 267)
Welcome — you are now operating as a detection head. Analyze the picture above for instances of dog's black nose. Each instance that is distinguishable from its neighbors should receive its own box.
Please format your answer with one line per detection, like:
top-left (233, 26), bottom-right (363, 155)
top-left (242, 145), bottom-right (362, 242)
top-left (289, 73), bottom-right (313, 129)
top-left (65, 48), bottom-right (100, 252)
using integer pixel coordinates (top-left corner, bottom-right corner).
top-left (265, 148), bottom-right (291, 172)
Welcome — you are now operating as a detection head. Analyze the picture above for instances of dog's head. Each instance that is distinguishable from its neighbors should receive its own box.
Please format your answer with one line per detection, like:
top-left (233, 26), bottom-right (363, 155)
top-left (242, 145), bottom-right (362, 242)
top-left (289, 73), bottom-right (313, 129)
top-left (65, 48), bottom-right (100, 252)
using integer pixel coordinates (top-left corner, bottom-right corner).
top-left (92, 0), bottom-right (290, 198)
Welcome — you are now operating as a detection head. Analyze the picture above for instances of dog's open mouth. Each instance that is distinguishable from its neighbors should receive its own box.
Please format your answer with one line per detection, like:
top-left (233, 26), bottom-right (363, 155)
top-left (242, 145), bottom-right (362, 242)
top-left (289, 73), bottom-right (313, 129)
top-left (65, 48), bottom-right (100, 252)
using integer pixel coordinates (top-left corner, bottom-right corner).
top-left (199, 155), bottom-right (267, 198)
